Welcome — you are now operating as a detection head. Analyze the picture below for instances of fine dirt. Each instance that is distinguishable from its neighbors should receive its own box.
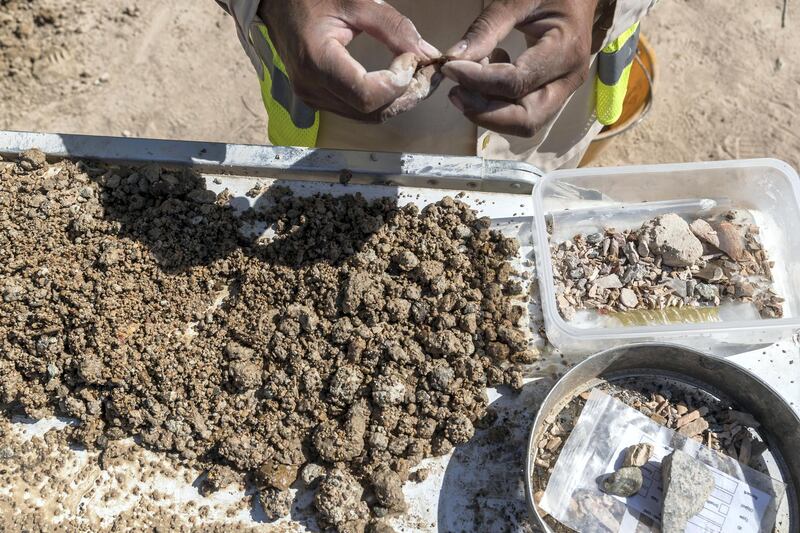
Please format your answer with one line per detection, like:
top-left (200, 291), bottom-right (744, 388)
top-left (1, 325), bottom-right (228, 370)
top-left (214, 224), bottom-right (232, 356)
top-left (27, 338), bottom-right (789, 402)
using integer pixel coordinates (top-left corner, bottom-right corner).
top-left (0, 152), bottom-right (533, 530)
top-left (0, 0), bottom-right (265, 143)
top-left (0, 0), bottom-right (798, 171)
top-left (0, 417), bottom-right (262, 532)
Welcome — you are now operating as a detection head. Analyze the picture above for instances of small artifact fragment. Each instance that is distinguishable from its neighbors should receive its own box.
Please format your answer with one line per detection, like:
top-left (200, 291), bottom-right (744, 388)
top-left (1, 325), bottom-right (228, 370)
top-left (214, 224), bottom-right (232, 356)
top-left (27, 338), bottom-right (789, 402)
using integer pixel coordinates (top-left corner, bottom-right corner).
top-left (622, 443), bottom-right (653, 467)
top-left (661, 450), bottom-right (714, 533)
top-left (677, 417), bottom-right (709, 438)
top-left (545, 436), bottom-right (562, 452)
top-left (689, 219), bottom-right (719, 248)
top-left (620, 288), bottom-right (639, 308)
top-left (601, 466), bottom-right (644, 497)
top-left (640, 213), bottom-right (704, 267)
top-left (714, 221), bottom-right (749, 261)
top-left (676, 409), bottom-right (701, 428)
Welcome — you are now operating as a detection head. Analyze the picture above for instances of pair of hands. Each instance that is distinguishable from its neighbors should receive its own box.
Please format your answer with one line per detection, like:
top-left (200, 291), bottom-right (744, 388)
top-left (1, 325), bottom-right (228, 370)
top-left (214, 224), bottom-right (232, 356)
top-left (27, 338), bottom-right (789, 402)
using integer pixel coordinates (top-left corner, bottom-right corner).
top-left (259, 0), bottom-right (599, 137)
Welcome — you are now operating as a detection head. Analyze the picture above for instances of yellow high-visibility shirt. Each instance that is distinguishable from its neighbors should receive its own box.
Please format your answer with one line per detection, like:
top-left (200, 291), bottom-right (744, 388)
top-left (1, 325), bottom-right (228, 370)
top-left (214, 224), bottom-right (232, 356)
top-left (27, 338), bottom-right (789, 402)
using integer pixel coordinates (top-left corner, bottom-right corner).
top-left (218, 0), bottom-right (654, 172)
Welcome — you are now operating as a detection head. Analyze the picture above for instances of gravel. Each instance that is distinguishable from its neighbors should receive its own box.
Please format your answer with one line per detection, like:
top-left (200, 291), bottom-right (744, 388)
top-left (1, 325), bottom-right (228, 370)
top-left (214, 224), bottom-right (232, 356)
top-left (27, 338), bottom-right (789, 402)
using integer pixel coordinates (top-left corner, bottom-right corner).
top-left (551, 211), bottom-right (783, 320)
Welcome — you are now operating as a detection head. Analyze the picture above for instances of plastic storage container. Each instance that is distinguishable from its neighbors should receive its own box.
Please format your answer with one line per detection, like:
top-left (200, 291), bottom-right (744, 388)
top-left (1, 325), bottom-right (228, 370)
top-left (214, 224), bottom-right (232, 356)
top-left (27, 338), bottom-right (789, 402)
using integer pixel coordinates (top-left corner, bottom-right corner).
top-left (533, 159), bottom-right (800, 355)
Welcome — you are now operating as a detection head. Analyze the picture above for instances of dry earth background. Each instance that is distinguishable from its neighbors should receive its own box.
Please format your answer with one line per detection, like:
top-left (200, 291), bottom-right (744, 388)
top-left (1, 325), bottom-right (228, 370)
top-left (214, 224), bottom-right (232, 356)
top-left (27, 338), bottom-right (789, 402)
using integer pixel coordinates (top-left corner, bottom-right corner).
top-left (0, 0), bottom-right (798, 170)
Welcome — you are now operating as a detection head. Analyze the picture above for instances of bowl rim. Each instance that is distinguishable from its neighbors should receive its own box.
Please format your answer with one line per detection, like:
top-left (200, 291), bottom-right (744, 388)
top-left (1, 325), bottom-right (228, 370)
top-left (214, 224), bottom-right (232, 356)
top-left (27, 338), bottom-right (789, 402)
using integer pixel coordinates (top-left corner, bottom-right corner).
top-left (524, 341), bottom-right (800, 532)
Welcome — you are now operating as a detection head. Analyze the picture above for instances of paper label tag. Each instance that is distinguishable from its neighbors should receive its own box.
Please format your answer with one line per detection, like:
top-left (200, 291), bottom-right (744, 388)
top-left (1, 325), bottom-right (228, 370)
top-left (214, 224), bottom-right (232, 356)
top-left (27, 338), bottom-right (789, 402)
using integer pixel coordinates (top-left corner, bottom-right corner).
top-left (607, 429), bottom-right (772, 532)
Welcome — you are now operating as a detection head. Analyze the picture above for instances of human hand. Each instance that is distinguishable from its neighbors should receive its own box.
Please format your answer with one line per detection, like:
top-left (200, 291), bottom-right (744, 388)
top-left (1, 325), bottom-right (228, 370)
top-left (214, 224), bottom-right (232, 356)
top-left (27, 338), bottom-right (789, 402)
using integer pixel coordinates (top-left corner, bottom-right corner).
top-left (258, 0), bottom-right (442, 123)
top-left (442, 0), bottom-right (600, 137)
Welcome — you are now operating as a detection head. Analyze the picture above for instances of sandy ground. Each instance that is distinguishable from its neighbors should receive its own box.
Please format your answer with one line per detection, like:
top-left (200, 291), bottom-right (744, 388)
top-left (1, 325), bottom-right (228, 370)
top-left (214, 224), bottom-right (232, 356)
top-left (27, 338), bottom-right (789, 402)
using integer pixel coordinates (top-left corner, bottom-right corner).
top-left (0, 0), bottom-right (798, 171)
top-left (0, 0), bottom-right (266, 144)
top-left (593, 0), bottom-right (800, 171)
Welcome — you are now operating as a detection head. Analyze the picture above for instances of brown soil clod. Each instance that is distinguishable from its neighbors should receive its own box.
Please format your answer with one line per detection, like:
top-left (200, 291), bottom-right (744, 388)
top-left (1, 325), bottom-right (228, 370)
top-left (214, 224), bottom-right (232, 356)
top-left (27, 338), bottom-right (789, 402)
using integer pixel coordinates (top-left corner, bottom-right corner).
top-left (0, 152), bottom-right (532, 529)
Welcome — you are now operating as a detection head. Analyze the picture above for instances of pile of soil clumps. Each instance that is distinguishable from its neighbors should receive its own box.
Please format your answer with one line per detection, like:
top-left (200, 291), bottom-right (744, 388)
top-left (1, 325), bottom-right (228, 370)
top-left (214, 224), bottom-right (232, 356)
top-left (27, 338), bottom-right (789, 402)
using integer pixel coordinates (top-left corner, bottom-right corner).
top-left (0, 151), bottom-right (533, 530)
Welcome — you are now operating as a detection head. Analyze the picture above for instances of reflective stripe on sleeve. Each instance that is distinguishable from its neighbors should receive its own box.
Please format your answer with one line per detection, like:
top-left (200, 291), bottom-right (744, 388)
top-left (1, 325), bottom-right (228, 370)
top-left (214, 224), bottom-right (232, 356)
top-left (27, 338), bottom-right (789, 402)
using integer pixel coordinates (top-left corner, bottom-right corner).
top-left (597, 24), bottom-right (641, 86)
top-left (595, 22), bottom-right (641, 126)
top-left (250, 25), bottom-right (319, 147)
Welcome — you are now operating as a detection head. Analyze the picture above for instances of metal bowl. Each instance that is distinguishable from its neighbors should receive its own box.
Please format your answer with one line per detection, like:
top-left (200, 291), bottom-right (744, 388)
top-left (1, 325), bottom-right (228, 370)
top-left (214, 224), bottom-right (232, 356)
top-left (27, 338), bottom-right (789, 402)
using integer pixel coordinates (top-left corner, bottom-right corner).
top-left (524, 343), bottom-right (800, 532)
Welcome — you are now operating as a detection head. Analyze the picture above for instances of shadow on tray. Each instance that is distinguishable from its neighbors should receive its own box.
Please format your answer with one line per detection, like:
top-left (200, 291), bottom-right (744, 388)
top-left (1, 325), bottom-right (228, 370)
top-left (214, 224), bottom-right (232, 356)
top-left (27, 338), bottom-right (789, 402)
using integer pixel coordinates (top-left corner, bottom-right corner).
top-left (89, 162), bottom-right (402, 272)
top-left (437, 378), bottom-right (555, 533)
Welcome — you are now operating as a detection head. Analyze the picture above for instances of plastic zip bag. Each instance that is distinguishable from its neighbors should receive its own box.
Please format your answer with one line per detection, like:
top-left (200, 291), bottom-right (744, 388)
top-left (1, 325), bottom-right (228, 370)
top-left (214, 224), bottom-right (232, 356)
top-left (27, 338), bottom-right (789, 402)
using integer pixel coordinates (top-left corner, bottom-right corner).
top-left (540, 389), bottom-right (786, 532)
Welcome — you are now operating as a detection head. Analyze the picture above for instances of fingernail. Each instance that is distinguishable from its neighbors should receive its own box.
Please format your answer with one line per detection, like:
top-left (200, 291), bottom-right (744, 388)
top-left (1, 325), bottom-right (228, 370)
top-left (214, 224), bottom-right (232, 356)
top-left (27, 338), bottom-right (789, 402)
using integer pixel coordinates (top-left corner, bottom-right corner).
top-left (448, 93), bottom-right (464, 112)
top-left (445, 40), bottom-right (468, 59)
top-left (439, 63), bottom-right (456, 81)
top-left (418, 38), bottom-right (441, 59)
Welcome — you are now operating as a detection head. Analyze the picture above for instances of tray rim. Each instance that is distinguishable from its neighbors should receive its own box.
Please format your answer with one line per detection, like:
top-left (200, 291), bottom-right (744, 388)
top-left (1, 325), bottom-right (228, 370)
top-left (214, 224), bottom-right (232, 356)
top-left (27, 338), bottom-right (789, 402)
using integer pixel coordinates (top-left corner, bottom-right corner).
top-left (0, 130), bottom-right (541, 195)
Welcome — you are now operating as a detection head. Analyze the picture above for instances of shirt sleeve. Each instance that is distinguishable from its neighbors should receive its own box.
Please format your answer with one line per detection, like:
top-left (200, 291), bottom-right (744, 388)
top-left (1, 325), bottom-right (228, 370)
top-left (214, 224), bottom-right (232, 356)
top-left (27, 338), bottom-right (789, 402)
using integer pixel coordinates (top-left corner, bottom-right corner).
top-left (599, 0), bottom-right (658, 47)
top-left (216, 0), bottom-right (265, 76)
